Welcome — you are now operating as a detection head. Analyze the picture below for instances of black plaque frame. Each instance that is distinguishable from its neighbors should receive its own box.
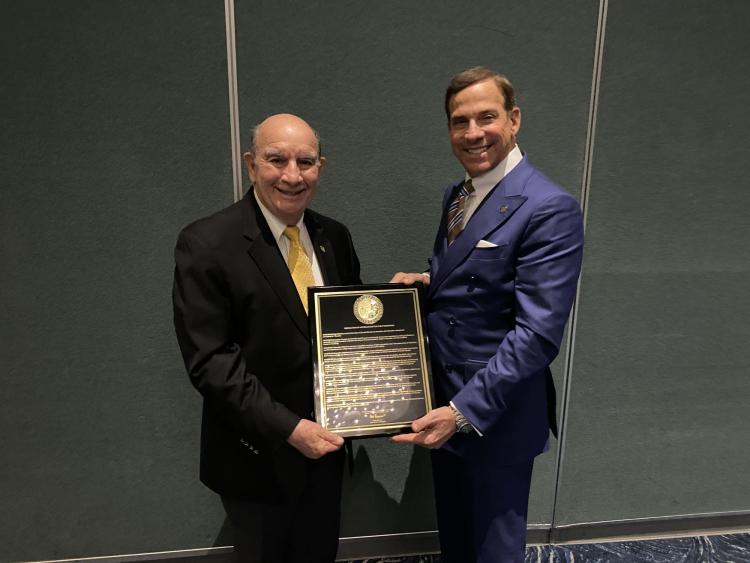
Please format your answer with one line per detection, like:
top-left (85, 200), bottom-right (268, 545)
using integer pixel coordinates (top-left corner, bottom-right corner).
top-left (308, 283), bottom-right (434, 438)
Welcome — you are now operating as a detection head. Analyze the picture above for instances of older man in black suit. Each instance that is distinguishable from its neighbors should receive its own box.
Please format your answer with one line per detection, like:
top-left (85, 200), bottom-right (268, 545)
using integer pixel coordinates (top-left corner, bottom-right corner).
top-left (173, 114), bottom-right (361, 563)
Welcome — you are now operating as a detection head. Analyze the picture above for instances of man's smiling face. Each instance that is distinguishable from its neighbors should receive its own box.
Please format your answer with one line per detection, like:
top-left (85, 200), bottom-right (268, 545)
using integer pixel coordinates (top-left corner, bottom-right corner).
top-left (448, 78), bottom-right (521, 178)
top-left (245, 114), bottom-right (325, 225)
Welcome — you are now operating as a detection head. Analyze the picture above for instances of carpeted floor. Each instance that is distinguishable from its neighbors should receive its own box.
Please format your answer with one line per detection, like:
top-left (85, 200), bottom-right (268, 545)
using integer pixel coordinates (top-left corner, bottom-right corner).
top-left (345, 531), bottom-right (750, 562)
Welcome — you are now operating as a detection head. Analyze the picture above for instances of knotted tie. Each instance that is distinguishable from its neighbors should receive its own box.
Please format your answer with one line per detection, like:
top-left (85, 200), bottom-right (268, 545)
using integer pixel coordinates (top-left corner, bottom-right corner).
top-left (446, 179), bottom-right (475, 245)
top-left (283, 226), bottom-right (315, 313)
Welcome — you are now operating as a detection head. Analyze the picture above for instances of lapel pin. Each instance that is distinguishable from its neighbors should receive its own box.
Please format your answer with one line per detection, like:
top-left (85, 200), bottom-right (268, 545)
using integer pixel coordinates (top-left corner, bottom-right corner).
top-left (499, 205), bottom-right (509, 214)
top-left (319, 245), bottom-right (326, 253)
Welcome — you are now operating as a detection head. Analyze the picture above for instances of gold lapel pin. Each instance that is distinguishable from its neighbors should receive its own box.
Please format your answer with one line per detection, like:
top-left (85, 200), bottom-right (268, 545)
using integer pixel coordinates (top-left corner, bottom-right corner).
top-left (499, 205), bottom-right (509, 214)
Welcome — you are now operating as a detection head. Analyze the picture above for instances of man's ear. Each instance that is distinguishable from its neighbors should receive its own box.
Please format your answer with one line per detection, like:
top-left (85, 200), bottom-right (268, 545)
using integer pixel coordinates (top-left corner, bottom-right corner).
top-left (318, 155), bottom-right (327, 173)
top-left (509, 107), bottom-right (521, 135)
top-left (243, 151), bottom-right (256, 182)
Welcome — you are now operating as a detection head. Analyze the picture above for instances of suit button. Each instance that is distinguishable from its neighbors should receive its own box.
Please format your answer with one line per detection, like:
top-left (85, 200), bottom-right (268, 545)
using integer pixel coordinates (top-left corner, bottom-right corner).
top-left (449, 318), bottom-right (457, 326)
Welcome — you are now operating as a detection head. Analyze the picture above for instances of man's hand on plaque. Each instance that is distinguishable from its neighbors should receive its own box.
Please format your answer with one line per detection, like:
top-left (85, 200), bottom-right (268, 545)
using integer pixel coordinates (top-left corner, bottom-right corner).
top-left (391, 406), bottom-right (456, 449)
top-left (390, 272), bottom-right (430, 286)
top-left (287, 419), bottom-right (344, 459)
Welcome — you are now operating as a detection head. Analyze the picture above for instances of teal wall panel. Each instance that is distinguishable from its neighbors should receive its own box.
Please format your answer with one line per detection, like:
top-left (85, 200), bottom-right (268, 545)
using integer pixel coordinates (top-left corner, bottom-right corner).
top-left (0, 1), bottom-right (231, 560)
top-left (555, 0), bottom-right (750, 524)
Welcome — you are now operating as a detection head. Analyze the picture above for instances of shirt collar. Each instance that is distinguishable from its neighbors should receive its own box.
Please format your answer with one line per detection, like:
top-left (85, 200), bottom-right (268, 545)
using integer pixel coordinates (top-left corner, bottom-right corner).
top-left (464, 144), bottom-right (523, 193)
top-left (253, 189), bottom-right (305, 243)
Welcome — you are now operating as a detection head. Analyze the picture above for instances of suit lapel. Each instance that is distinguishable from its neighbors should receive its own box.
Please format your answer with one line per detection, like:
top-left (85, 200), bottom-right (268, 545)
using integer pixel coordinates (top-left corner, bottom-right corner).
top-left (429, 158), bottom-right (534, 297)
top-left (242, 194), bottom-right (309, 337)
top-left (305, 213), bottom-right (341, 286)
top-left (427, 181), bottom-right (463, 288)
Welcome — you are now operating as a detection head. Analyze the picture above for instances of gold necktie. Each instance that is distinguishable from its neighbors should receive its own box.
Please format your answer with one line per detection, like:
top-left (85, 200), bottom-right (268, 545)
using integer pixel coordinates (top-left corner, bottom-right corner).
top-left (446, 179), bottom-right (475, 245)
top-left (283, 226), bottom-right (316, 313)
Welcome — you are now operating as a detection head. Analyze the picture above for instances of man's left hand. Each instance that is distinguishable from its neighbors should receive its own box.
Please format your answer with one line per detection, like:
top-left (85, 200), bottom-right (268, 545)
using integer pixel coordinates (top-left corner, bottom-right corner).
top-left (391, 406), bottom-right (456, 449)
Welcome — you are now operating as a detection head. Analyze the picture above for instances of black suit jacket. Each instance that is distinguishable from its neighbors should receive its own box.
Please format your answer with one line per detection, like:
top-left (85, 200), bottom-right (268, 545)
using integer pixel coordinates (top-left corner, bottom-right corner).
top-left (173, 191), bottom-right (361, 501)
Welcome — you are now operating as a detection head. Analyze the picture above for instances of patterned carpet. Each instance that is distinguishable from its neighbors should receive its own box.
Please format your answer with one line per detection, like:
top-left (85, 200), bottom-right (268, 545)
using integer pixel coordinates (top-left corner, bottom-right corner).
top-left (345, 532), bottom-right (750, 562)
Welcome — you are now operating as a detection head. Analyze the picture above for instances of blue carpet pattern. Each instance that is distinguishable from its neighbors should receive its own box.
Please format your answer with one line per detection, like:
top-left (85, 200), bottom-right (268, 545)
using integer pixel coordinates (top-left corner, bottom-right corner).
top-left (346, 532), bottom-right (750, 562)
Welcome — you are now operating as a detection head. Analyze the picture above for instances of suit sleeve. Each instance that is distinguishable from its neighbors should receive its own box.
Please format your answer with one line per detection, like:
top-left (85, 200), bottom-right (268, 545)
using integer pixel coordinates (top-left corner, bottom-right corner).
top-left (172, 229), bottom-right (300, 451)
top-left (451, 192), bottom-right (584, 433)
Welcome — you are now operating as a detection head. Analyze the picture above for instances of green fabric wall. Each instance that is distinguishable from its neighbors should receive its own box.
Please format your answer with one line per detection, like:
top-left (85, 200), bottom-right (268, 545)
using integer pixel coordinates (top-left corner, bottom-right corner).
top-left (1, 1), bottom-right (748, 560)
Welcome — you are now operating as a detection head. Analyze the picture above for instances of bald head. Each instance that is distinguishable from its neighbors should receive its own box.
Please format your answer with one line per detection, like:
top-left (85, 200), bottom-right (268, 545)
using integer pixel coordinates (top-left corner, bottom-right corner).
top-left (250, 114), bottom-right (321, 157)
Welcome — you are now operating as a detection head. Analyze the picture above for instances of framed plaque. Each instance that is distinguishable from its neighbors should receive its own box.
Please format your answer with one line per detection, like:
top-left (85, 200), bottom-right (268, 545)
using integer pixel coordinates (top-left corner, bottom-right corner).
top-left (308, 284), bottom-right (434, 438)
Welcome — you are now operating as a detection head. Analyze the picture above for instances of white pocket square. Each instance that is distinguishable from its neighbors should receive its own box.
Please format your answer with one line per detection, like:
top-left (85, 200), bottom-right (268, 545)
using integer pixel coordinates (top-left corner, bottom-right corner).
top-left (476, 239), bottom-right (498, 248)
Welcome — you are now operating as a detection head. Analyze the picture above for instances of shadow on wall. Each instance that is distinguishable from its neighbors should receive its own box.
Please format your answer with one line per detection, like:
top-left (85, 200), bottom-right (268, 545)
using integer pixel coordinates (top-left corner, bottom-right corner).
top-left (210, 441), bottom-right (436, 547)
top-left (341, 442), bottom-right (436, 535)
top-left (213, 517), bottom-right (233, 549)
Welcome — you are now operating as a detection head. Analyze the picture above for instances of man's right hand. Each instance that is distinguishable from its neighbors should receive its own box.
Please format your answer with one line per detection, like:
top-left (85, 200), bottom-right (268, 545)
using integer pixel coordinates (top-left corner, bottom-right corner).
top-left (390, 272), bottom-right (430, 286)
top-left (287, 419), bottom-right (344, 459)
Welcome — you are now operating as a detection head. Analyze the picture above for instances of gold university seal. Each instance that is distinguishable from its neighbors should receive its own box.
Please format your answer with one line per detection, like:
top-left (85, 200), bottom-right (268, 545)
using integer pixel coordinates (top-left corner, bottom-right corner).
top-left (353, 294), bottom-right (384, 325)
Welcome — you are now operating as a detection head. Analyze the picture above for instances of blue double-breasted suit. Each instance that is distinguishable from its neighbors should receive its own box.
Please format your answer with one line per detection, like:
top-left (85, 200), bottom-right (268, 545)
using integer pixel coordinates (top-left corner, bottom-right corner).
top-left (426, 155), bottom-right (584, 561)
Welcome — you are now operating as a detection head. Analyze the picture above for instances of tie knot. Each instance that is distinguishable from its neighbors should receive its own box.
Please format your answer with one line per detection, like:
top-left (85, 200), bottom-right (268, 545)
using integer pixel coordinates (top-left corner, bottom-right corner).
top-left (283, 225), bottom-right (301, 244)
top-left (463, 178), bottom-right (475, 196)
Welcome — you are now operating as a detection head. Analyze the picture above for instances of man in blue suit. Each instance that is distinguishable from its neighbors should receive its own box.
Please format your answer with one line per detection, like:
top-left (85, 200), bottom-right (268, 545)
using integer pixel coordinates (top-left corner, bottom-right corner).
top-left (392, 67), bottom-right (584, 562)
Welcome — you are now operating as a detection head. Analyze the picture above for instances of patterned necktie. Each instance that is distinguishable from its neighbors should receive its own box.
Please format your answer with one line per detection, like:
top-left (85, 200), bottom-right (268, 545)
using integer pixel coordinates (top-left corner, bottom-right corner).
top-left (283, 226), bottom-right (316, 313)
top-left (446, 179), bottom-right (475, 245)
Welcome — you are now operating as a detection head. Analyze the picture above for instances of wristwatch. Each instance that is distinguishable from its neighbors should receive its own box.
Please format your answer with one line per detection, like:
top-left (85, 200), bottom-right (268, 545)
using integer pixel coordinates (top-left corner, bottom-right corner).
top-left (450, 404), bottom-right (473, 434)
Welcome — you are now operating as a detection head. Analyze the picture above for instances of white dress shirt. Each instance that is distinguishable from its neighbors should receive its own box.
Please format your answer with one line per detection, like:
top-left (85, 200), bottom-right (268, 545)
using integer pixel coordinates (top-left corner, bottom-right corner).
top-left (253, 191), bottom-right (324, 286)
top-left (462, 144), bottom-right (523, 227)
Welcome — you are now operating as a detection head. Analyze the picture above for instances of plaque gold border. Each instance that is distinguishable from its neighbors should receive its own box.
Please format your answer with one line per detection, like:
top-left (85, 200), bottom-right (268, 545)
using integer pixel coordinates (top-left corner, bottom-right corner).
top-left (309, 285), bottom-right (433, 438)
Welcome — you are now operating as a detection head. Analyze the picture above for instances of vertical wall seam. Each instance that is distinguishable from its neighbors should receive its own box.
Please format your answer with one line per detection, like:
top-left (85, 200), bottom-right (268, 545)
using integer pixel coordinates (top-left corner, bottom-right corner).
top-left (550, 0), bottom-right (608, 536)
top-left (224, 0), bottom-right (243, 202)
